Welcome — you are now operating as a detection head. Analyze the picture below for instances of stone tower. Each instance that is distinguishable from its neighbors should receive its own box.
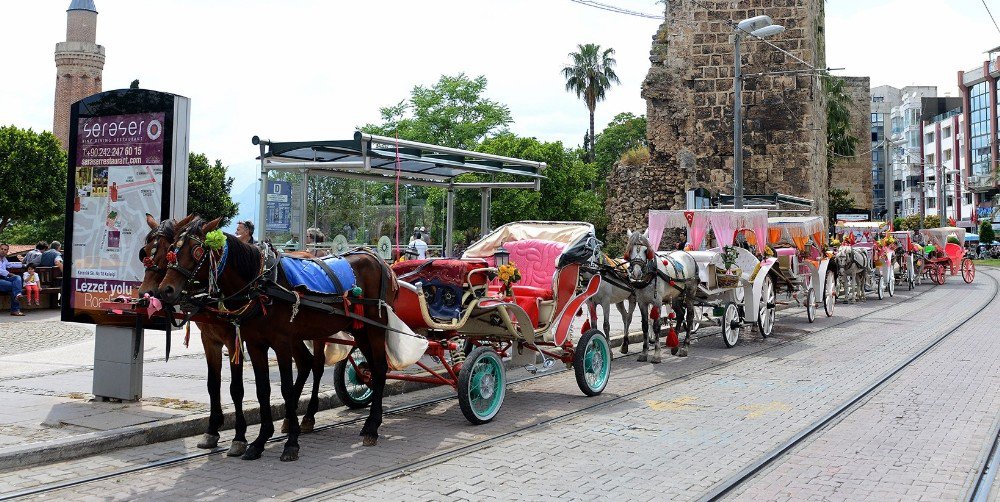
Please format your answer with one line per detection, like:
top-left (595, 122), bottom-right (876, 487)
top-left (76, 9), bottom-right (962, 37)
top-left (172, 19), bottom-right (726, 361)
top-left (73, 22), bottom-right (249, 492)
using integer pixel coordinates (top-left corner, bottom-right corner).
top-left (53, 0), bottom-right (105, 149)
top-left (607, 0), bottom-right (829, 246)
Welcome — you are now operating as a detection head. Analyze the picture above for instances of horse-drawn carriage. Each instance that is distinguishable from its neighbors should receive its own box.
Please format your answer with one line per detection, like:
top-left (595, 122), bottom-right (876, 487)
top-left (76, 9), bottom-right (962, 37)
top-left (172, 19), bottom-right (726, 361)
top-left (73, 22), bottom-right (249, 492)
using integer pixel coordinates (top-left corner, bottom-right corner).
top-left (919, 226), bottom-right (975, 285)
top-left (833, 221), bottom-right (895, 300)
top-left (889, 230), bottom-right (921, 290)
top-left (645, 209), bottom-right (778, 348)
top-left (766, 216), bottom-right (835, 321)
top-left (337, 220), bottom-right (611, 424)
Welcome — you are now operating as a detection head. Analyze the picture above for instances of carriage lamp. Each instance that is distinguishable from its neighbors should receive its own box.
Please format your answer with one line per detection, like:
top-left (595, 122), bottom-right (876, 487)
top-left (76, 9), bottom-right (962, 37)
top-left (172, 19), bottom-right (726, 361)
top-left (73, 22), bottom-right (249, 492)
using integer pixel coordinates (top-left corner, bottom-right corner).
top-left (494, 246), bottom-right (510, 267)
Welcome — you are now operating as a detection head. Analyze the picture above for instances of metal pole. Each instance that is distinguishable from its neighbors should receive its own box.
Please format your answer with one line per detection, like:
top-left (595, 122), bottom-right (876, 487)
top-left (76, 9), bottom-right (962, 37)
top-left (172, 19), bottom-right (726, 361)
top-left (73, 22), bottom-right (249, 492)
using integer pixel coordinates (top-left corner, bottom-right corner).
top-left (940, 164), bottom-right (947, 227)
top-left (257, 142), bottom-right (268, 243)
top-left (479, 187), bottom-right (491, 237)
top-left (885, 139), bottom-right (893, 223)
top-left (733, 33), bottom-right (744, 209)
top-left (299, 169), bottom-right (309, 249)
top-left (445, 188), bottom-right (455, 257)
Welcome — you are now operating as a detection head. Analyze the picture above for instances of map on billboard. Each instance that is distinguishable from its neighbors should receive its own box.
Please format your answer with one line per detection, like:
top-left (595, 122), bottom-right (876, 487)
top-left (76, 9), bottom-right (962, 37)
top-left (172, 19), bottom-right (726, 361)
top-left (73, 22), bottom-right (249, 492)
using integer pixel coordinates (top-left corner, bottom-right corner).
top-left (266, 180), bottom-right (292, 232)
top-left (70, 112), bottom-right (165, 310)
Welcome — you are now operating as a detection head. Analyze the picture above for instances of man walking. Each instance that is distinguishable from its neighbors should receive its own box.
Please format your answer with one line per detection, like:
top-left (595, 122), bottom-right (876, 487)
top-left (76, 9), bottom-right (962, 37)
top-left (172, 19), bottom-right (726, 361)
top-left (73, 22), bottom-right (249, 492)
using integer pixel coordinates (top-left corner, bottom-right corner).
top-left (0, 243), bottom-right (25, 316)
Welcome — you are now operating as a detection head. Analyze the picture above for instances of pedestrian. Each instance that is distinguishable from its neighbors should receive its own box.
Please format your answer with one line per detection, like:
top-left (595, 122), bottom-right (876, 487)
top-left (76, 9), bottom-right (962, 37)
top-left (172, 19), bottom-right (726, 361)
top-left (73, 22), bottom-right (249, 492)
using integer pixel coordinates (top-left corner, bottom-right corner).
top-left (236, 220), bottom-right (256, 244)
top-left (40, 241), bottom-right (63, 271)
top-left (307, 228), bottom-right (328, 257)
top-left (0, 243), bottom-right (25, 316)
top-left (407, 231), bottom-right (428, 260)
top-left (23, 241), bottom-right (47, 266)
top-left (23, 264), bottom-right (40, 306)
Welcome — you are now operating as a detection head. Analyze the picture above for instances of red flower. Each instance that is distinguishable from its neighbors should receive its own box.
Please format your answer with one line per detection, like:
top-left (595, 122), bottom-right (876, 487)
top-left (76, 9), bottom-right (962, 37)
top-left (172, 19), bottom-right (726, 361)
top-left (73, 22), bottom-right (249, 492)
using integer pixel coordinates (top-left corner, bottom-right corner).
top-left (166, 251), bottom-right (178, 264)
top-left (143, 257), bottom-right (155, 268)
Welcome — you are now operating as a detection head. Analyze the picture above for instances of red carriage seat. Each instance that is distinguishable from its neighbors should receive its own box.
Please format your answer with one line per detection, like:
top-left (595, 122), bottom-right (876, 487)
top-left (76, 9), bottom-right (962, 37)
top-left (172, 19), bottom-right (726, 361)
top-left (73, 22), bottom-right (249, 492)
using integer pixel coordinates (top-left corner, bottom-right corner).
top-left (486, 239), bottom-right (567, 327)
top-left (391, 258), bottom-right (489, 327)
top-left (945, 243), bottom-right (964, 271)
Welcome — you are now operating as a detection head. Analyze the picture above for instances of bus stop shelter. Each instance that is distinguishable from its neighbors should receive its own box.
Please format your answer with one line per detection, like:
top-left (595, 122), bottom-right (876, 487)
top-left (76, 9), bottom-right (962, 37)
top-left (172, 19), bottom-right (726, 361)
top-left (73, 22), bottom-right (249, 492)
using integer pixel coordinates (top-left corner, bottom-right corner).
top-left (251, 132), bottom-right (546, 257)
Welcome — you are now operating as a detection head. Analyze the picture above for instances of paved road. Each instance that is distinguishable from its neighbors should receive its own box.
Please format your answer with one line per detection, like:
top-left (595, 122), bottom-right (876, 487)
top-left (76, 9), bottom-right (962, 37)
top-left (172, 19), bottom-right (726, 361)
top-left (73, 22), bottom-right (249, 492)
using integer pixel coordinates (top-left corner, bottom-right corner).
top-left (1, 270), bottom-right (998, 501)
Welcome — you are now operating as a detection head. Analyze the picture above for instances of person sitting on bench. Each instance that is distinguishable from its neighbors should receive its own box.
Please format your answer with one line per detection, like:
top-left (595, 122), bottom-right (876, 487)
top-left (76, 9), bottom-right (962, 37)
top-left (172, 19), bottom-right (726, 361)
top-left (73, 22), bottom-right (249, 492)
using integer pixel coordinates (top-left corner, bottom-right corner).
top-left (0, 243), bottom-right (25, 316)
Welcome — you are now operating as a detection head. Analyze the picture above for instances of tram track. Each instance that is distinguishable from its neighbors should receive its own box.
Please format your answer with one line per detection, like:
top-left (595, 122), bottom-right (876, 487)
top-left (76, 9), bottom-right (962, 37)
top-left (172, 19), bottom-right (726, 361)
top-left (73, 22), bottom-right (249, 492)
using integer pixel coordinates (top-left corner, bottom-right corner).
top-left (699, 272), bottom-right (1000, 501)
top-left (0, 284), bottom-right (936, 500)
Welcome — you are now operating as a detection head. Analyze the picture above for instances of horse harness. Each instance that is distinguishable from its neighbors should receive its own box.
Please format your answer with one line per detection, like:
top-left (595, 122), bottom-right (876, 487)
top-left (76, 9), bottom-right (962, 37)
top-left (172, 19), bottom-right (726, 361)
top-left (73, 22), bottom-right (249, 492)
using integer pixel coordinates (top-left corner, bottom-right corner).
top-left (627, 248), bottom-right (688, 294)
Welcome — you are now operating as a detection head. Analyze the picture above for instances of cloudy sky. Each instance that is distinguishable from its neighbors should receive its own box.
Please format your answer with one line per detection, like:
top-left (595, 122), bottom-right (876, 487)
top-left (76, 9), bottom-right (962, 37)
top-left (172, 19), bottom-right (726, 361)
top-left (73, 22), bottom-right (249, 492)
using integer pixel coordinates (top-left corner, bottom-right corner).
top-left (2, 0), bottom-right (999, 197)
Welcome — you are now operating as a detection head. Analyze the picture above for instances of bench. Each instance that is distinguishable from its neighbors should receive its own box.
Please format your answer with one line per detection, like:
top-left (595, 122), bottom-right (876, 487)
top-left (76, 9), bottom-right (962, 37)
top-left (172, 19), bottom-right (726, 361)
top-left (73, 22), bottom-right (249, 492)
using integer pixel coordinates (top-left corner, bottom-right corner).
top-left (391, 258), bottom-right (489, 326)
top-left (0, 264), bottom-right (61, 310)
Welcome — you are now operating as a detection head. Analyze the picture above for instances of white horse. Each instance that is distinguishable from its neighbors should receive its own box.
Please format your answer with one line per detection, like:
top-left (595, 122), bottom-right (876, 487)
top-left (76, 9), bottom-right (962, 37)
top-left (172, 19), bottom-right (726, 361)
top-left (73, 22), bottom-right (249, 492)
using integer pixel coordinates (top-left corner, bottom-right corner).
top-left (582, 255), bottom-right (635, 344)
top-left (624, 231), bottom-right (700, 361)
top-left (835, 245), bottom-right (871, 302)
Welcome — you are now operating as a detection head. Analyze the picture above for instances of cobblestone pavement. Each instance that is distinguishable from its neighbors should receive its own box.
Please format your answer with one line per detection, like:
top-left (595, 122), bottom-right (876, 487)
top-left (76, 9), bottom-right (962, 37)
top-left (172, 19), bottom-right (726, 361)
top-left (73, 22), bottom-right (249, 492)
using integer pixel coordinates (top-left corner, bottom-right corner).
top-left (3, 270), bottom-right (994, 500)
top-left (0, 312), bottom-right (93, 356)
top-left (724, 270), bottom-right (1000, 501)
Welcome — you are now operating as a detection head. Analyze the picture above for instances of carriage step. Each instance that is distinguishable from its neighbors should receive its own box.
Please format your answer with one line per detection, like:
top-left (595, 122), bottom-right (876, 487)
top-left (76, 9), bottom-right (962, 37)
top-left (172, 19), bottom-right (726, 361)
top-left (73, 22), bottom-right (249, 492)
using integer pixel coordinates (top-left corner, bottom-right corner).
top-left (525, 359), bottom-right (554, 374)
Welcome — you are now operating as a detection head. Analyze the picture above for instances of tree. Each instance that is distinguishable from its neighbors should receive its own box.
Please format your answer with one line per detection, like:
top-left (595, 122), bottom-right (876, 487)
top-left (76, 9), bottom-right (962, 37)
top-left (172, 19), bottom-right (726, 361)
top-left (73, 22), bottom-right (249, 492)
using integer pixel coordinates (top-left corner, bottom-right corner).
top-left (563, 43), bottom-right (621, 162)
top-left (129, 79), bottom-right (140, 89)
top-left (0, 126), bottom-right (67, 234)
top-left (981, 220), bottom-right (996, 245)
top-left (361, 73), bottom-right (513, 150)
top-left (593, 112), bottom-right (647, 182)
top-left (825, 77), bottom-right (860, 216)
top-left (187, 153), bottom-right (238, 224)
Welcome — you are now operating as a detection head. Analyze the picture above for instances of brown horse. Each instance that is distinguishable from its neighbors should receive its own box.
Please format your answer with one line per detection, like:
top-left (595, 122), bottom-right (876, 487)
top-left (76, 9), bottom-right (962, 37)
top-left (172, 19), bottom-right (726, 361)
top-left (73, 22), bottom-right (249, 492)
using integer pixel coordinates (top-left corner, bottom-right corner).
top-left (137, 216), bottom-right (327, 458)
top-left (156, 215), bottom-right (396, 461)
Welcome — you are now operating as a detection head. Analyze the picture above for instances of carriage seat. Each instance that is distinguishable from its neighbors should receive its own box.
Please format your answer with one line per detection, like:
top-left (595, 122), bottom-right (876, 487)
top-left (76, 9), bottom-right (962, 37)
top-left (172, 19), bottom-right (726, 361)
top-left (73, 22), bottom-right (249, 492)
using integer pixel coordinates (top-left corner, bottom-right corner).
top-left (774, 247), bottom-right (798, 273)
top-left (945, 243), bottom-right (964, 269)
top-left (732, 247), bottom-right (761, 280)
top-left (686, 250), bottom-right (725, 288)
top-left (391, 258), bottom-right (489, 322)
top-left (484, 239), bottom-right (566, 327)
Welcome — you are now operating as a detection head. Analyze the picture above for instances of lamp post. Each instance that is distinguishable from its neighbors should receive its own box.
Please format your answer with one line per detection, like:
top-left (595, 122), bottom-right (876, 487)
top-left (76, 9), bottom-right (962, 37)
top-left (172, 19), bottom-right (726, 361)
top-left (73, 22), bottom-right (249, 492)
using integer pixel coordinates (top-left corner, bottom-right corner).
top-left (733, 15), bottom-right (785, 209)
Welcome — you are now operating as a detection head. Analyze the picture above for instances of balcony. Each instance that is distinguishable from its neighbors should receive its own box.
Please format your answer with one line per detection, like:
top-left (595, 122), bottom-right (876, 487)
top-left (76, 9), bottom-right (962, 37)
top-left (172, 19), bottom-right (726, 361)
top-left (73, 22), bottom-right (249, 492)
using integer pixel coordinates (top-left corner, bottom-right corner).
top-left (969, 174), bottom-right (996, 192)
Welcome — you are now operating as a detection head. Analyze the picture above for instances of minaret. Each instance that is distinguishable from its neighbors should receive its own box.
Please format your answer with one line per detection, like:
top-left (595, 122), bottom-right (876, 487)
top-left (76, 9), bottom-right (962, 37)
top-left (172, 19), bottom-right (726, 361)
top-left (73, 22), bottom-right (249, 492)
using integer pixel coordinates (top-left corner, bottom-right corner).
top-left (53, 0), bottom-right (105, 150)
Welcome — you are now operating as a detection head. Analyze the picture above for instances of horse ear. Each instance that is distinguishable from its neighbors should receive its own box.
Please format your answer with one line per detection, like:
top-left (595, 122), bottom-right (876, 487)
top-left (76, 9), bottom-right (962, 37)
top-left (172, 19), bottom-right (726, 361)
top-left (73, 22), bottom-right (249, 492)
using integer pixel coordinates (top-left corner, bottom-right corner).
top-left (176, 214), bottom-right (195, 229)
top-left (146, 213), bottom-right (158, 230)
top-left (202, 217), bottom-right (224, 233)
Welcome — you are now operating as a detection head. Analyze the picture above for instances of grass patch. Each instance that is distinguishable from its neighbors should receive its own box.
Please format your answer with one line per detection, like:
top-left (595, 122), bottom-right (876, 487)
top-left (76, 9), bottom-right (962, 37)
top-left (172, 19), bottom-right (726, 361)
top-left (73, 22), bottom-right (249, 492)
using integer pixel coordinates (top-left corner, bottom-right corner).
top-left (973, 259), bottom-right (1000, 267)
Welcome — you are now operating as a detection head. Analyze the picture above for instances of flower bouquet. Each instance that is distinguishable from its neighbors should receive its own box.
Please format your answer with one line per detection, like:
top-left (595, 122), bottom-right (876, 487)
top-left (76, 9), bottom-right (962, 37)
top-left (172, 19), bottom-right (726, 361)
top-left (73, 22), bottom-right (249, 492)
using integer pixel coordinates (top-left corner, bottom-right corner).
top-left (497, 262), bottom-right (521, 299)
top-left (716, 246), bottom-right (742, 288)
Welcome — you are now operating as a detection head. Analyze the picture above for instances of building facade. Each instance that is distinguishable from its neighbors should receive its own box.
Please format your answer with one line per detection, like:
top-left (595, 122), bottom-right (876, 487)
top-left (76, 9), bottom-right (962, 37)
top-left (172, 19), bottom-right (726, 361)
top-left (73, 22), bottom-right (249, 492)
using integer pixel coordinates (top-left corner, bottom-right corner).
top-left (606, 0), bottom-right (830, 244)
top-left (870, 85), bottom-right (902, 217)
top-left (882, 87), bottom-right (939, 218)
top-left (957, 59), bottom-right (1000, 225)
top-left (831, 77), bottom-right (873, 211)
top-left (919, 108), bottom-right (974, 223)
top-left (53, 0), bottom-right (104, 149)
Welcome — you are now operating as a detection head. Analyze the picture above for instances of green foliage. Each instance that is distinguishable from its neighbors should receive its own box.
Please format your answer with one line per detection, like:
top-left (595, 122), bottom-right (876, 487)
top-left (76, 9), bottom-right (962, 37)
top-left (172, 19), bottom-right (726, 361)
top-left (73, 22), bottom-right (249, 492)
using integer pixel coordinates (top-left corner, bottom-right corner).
top-left (824, 77), bottom-right (859, 160)
top-left (563, 43), bottom-right (621, 161)
top-left (593, 112), bottom-right (647, 181)
top-left (924, 215), bottom-right (940, 229)
top-left (361, 73), bottom-right (513, 150)
top-left (0, 126), bottom-right (67, 234)
top-left (980, 220), bottom-right (996, 244)
top-left (129, 79), bottom-right (139, 89)
top-left (0, 215), bottom-right (64, 245)
top-left (187, 153), bottom-right (238, 224)
top-left (947, 235), bottom-right (960, 245)
top-left (828, 188), bottom-right (856, 223)
top-left (899, 214), bottom-right (922, 231)
top-left (892, 217), bottom-right (904, 231)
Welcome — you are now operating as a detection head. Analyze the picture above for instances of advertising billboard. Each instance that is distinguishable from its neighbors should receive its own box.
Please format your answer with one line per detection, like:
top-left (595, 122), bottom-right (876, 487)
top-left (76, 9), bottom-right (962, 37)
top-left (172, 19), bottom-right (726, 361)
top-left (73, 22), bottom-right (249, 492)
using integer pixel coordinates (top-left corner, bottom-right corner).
top-left (63, 90), bottom-right (190, 323)
top-left (265, 180), bottom-right (292, 232)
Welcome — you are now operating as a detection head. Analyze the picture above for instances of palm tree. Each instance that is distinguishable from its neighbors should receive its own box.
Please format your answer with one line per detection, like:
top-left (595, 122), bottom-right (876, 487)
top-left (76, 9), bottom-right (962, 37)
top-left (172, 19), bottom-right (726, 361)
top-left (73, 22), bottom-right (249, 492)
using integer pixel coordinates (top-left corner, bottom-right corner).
top-left (563, 43), bottom-right (621, 162)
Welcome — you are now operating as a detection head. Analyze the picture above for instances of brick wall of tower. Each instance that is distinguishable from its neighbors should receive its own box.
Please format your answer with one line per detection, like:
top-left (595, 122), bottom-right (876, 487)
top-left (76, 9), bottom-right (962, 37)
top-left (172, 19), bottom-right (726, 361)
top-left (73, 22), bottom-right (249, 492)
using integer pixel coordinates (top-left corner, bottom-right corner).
top-left (606, 0), bottom-right (831, 249)
top-left (830, 76), bottom-right (873, 210)
top-left (53, 9), bottom-right (104, 150)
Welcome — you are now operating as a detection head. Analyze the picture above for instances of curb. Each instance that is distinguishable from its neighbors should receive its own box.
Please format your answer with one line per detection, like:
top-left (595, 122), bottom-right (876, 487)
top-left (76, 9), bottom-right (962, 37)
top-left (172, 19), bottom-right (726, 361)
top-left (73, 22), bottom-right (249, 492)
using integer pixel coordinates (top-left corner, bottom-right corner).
top-left (1, 331), bottom-right (649, 471)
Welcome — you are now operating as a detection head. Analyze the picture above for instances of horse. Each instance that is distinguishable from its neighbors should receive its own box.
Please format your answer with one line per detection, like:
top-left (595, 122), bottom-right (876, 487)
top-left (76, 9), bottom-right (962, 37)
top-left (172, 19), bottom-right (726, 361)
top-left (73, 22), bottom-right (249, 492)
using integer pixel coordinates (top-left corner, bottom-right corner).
top-left (156, 215), bottom-right (397, 461)
top-left (623, 230), bottom-right (700, 361)
top-left (136, 216), bottom-right (327, 458)
top-left (582, 254), bottom-right (635, 343)
top-left (834, 245), bottom-right (870, 303)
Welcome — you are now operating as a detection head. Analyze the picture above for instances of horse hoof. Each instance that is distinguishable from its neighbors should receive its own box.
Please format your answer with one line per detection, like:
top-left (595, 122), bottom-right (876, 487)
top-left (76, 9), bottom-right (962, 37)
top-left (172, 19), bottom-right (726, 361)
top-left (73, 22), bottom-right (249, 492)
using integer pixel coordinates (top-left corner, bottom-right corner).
top-left (280, 418), bottom-right (294, 434)
top-left (636, 354), bottom-right (647, 362)
top-left (678, 349), bottom-right (689, 357)
top-left (650, 356), bottom-right (661, 364)
top-left (362, 435), bottom-right (378, 447)
top-left (197, 433), bottom-right (219, 449)
top-left (620, 345), bottom-right (629, 355)
top-left (241, 444), bottom-right (264, 461)
top-left (227, 441), bottom-right (248, 457)
top-left (300, 416), bottom-right (315, 433)
top-left (670, 347), bottom-right (679, 355)
top-left (280, 446), bottom-right (300, 462)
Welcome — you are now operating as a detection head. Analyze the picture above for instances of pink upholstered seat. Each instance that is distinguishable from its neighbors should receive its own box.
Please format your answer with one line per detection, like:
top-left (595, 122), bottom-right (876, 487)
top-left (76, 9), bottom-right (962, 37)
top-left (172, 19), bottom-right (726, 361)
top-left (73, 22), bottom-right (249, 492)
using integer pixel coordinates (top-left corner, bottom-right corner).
top-left (775, 248), bottom-right (797, 257)
top-left (502, 239), bottom-right (566, 290)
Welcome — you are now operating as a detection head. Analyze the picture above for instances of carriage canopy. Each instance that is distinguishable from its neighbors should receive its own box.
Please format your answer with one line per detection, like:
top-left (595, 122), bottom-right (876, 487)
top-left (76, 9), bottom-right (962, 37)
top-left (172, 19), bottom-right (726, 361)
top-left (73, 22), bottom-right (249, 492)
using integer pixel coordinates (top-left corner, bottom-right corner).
top-left (462, 221), bottom-right (596, 264)
top-left (767, 216), bottom-right (826, 250)
top-left (648, 209), bottom-right (768, 253)
top-left (920, 226), bottom-right (966, 249)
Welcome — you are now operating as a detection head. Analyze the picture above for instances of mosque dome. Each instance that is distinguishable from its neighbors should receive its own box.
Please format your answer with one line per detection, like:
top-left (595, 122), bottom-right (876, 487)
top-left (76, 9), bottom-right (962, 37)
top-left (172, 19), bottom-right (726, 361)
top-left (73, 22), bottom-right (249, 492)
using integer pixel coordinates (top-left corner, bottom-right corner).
top-left (67, 0), bottom-right (97, 13)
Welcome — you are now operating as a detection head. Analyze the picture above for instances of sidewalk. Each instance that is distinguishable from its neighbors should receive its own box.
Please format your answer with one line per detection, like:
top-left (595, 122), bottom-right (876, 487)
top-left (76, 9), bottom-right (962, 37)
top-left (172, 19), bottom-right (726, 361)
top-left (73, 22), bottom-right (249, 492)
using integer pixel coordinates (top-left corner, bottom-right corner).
top-left (0, 307), bottom-right (652, 470)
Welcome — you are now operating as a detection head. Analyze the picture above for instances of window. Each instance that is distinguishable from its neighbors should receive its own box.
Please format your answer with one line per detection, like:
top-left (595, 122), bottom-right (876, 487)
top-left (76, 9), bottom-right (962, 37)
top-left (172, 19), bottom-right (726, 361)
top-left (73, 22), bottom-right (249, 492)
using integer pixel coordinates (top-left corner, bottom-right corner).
top-left (925, 131), bottom-right (935, 144)
top-left (965, 193), bottom-right (973, 205)
top-left (943, 126), bottom-right (952, 139)
top-left (943, 150), bottom-right (952, 163)
top-left (871, 113), bottom-right (883, 124)
top-left (947, 195), bottom-right (954, 208)
top-left (873, 96), bottom-right (884, 103)
top-left (926, 154), bottom-right (935, 167)
top-left (972, 81), bottom-right (992, 176)
top-left (928, 197), bottom-right (937, 209)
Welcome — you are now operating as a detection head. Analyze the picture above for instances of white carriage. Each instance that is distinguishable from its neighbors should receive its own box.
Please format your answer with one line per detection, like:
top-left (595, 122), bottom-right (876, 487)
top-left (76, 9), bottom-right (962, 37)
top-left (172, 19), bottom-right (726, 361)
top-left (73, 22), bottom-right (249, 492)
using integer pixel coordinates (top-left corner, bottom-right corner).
top-left (647, 209), bottom-right (778, 348)
top-left (834, 221), bottom-right (896, 299)
top-left (767, 216), bottom-right (836, 321)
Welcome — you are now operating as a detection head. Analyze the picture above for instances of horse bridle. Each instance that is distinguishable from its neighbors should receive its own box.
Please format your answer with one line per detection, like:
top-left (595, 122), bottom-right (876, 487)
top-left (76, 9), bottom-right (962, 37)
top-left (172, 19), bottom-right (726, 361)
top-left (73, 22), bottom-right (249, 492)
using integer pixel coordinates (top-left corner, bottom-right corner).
top-left (140, 224), bottom-right (173, 273)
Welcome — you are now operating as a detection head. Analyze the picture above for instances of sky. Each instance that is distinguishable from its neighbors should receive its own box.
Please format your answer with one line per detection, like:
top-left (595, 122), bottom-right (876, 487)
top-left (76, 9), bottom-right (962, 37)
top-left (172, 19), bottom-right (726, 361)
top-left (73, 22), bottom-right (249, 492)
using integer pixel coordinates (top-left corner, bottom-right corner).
top-left (2, 0), bottom-right (999, 199)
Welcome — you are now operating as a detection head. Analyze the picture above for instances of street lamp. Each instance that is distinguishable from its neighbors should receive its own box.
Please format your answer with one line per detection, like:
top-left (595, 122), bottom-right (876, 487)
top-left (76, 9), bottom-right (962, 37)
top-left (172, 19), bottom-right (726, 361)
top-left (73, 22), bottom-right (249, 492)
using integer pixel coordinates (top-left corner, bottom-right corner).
top-left (733, 16), bottom-right (785, 209)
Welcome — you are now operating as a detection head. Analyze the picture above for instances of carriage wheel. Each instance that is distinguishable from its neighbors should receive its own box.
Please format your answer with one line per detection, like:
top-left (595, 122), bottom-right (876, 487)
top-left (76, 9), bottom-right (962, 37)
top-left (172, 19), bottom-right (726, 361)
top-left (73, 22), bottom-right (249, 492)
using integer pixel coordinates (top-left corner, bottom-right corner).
top-left (887, 269), bottom-right (895, 297)
top-left (575, 329), bottom-right (611, 396)
top-left (333, 349), bottom-right (373, 409)
top-left (757, 276), bottom-right (775, 338)
top-left (458, 347), bottom-right (506, 425)
top-left (935, 264), bottom-right (947, 285)
top-left (876, 275), bottom-right (885, 300)
top-left (962, 258), bottom-right (976, 283)
top-left (927, 265), bottom-right (939, 285)
top-left (823, 271), bottom-right (836, 317)
top-left (721, 302), bottom-right (740, 348)
top-left (806, 288), bottom-right (816, 323)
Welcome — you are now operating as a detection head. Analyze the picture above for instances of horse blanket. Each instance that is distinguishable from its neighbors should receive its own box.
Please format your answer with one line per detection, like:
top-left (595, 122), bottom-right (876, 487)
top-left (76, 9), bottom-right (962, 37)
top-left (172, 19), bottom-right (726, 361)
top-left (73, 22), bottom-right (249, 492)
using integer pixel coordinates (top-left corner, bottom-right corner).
top-left (280, 255), bottom-right (356, 295)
